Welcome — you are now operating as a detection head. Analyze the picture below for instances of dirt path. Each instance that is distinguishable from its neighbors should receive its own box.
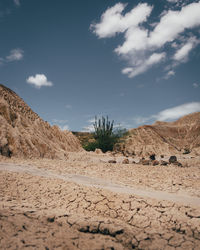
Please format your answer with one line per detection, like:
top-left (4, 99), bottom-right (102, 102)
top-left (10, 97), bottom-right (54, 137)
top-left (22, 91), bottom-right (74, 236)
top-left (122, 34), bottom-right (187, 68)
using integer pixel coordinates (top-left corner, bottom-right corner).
top-left (1, 162), bottom-right (200, 207)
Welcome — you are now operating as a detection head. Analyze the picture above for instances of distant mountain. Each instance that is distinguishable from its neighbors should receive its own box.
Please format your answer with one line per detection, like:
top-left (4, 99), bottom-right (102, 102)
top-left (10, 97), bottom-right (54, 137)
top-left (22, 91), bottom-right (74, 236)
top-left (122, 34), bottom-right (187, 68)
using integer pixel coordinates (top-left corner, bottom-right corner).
top-left (115, 112), bottom-right (200, 157)
top-left (0, 84), bottom-right (82, 158)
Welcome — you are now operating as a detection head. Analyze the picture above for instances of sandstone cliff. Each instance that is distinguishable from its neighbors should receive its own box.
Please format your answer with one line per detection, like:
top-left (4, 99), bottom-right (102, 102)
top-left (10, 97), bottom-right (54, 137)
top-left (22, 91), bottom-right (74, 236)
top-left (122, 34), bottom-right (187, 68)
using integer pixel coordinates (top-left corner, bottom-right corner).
top-left (0, 84), bottom-right (82, 158)
top-left (115, 112), bottom-right (200, 157)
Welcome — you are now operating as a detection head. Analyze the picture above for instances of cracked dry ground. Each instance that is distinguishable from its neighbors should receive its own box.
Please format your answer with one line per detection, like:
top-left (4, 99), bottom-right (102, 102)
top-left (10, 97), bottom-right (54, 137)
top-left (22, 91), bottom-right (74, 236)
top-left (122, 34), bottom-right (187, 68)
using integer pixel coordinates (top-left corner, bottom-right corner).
top-left (0, 158), bottom-right (200, 249)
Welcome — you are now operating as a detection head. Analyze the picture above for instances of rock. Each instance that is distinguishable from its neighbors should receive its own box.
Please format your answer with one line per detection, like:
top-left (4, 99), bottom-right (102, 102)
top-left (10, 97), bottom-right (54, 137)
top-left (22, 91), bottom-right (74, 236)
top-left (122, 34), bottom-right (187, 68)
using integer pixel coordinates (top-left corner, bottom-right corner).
top-left (160, 160), bottom-right (168, 166)
top-left (108, 160), bottom-right (117, 164)
top-left (95, 148), bottom-right (103, 154)
top-left (122, 158), bottom-right (129, 164)
top-left (183, 148), bottom-right (190, 154)
top-left (141, 159), bottom-right (150, 165)
top-left (0, 144), bottom-right (12, 157)
top-left (169, 156), bottom-right (177, 163)
top-left (160, 155), bottom-right (164, 158)
top-left (47, 217), bottom-right (55, 223)
top-left (149, 154), bottom-right (156, 161)
top-left (173, 161), bottom-right (183, 167)
top-left (152, 160), bottom-right (159, 166)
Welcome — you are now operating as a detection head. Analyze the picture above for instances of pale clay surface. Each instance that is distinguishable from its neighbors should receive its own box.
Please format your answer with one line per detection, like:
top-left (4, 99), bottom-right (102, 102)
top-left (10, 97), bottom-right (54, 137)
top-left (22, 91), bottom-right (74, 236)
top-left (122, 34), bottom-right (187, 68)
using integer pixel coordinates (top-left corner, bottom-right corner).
top-left (0, 152), bottom-right (200, 250)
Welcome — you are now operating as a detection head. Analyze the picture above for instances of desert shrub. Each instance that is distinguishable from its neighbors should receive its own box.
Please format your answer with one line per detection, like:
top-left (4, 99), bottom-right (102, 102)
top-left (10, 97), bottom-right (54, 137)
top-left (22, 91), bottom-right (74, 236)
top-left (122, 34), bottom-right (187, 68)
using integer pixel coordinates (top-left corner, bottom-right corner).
top-left (83, 141), bottom-right (99, 151)
top-left (84, 116), bottom-right (127, 153)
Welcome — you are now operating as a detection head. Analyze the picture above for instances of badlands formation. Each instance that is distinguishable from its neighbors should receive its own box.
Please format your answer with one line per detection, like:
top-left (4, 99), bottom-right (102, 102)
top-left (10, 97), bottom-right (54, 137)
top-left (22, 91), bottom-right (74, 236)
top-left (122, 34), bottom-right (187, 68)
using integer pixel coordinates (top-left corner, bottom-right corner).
top-left (115, 112), bottom-right (200, 157)
top-left (0, 84), bottom-right (200, 250)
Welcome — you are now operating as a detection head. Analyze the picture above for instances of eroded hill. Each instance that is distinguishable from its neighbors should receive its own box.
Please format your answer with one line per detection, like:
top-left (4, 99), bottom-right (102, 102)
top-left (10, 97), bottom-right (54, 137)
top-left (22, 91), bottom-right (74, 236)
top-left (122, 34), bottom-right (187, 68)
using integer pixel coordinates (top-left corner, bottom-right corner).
top-left (115, 112), bottom-right (200, 157)
top-left (0, 84), bottom-right (82, 159)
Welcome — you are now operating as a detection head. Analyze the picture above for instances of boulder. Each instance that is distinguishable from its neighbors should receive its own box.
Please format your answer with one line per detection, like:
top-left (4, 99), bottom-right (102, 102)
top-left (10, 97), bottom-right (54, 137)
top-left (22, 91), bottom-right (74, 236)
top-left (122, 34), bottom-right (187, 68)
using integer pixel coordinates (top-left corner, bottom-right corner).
top-left (173, 161), bottom-right (183, 167)
top-left (108, 160), bottom-right (116, 164)
top-left (160, 160), bottom-right (168, 166)
top-left (122, 158), bottom-right (129, 164)
top-left (140, 159), bottom-right (150, 165)
top-left (152, 160), bottom-right (159, 166)
top-left (149, 154), bottom-right (156, 161)
top-left (169, 156), bottom-right (177, 163)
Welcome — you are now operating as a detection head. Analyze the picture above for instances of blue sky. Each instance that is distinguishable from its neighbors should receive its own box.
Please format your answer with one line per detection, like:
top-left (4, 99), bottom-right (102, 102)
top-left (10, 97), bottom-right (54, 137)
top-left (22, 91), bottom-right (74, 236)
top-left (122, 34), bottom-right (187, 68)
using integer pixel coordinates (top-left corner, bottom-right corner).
top-left (0, 0), bottom-right (200, 131)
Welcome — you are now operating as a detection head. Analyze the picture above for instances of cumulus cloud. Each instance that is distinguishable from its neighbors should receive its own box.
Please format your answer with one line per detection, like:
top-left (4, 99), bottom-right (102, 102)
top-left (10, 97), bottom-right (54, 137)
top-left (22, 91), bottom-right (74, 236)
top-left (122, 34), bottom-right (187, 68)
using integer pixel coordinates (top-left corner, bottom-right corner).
top-left (153, 102), bottom-right (200, 121)
top-left (173, 37), bottom-right (199, 62)
top-left (82, 124), bottom-right (95, 132)
top-left (122, 52), bottom-right (166, 78)
top-left (133, 102), bottom-right (200, 125)
top-left (149, 2), bottom-right (200, 48)
top-left (26, 74), bottom-right (53, 89)
top-left (90, 3), bottom-right (152, 39)
top-left (163, 70), bottom-right (175, 80)
top-left (82, 118), bottom-right (95, 132)
top-left (6, 49), bottom-right (24, 62)
top-left (167, 0), bottom-right (178, 2)
top-left (91, 2), bottom-right (200, 78)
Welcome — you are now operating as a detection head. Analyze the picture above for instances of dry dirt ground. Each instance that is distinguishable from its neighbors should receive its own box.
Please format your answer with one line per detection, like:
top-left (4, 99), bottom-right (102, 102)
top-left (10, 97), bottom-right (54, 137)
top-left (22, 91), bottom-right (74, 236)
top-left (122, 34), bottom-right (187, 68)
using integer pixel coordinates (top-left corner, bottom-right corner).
top-left (0, 152), bottom-right (200, 250)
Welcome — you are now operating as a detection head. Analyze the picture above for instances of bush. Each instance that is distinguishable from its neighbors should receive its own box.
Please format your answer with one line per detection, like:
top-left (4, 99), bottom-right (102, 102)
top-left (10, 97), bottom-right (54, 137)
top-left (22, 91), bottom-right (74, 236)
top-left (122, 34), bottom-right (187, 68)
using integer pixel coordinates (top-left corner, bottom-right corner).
top-left (83, 141), bottom-right (98, 151)
top-left (84, 116), bottom-right (127, 153)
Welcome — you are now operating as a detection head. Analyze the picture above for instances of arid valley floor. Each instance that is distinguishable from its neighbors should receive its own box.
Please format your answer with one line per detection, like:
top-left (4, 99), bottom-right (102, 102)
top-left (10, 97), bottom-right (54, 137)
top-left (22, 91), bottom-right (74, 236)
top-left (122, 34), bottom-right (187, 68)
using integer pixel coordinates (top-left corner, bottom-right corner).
top-left (0, 152), bottom-right (200, 250)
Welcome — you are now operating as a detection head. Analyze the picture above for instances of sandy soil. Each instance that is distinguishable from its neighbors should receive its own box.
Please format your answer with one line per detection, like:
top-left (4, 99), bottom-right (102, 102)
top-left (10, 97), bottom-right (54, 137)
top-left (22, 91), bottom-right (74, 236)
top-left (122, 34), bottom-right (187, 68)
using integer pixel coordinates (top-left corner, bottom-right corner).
top-left (0, 152), bottom-right (200, 249)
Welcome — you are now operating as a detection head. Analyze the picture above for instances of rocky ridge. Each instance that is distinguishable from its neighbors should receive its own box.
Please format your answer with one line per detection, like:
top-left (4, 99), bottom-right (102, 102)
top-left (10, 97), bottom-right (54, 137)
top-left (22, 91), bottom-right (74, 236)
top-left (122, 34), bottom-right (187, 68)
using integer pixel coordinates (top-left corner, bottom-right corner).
top-left (0, 84), bottom-right (82, 158)
top-left (115, 112), bottom-right (200, 157)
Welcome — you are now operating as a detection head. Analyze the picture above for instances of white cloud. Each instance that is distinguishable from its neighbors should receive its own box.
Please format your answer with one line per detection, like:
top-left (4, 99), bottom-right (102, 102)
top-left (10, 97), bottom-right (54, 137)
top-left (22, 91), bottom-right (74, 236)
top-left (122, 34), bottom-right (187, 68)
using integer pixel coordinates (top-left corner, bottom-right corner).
top-left (91, 2), bottom-right (200, 78)
top-left (122, 52), bottom-right (166, 78)
top-left (51, 119), bottom-right (69, 131)
top-left (173, 37), bottom-right (199, 62)
top-left (26, 74), bottom-right (53, 89)
top-left (167, 0), bottom-right (178, 2)
top-left (149, 2), bottom-right (200, 48)
top-left (163, 70), bottom-right (175, 80)
top-left (153, 102), bottom-right (200, 121)
top-left (60, 124), bottom-right (70, 131)
top-left (6, 49), bottom-right (24, 62)
top-left (82, 118), bottom-right (96, 132)
top-left (14, 0), bottom-right (20, 6)
top-left (82, 124), bottom-right (95, 132)
top-left (90, 3), bottom-right (152, 39)
top-left (193, 82), bottom-right (199, 88)
top-left (133, 102), bottom-right (200, 126)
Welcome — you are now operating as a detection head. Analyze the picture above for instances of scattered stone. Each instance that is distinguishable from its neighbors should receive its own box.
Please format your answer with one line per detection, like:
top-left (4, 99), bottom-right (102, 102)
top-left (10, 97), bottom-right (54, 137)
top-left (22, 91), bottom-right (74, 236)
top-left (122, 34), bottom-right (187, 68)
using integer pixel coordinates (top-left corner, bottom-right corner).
top-left (0, 144), bottom-right (12, 157)
top-left (108, 160), bottom-right (116, 164)
top-left (173, 161), bottom-right (183, 167)
top-left (122, 158), bottom-right (129, 164)
top-left (149, 154), bottom-right (156, 161)
top-left (152, 160), bottom-right (159, 166)
top-left (183, 148), bottom-right (190, 154)
top-left (160, 160), bottom-right (168, 166)
top-left (169, 156), bottom-right (177, 163)
top-left (47, 217), bottom-right (55, 223)
top-left (141, 159), bottom-right (150, 165)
